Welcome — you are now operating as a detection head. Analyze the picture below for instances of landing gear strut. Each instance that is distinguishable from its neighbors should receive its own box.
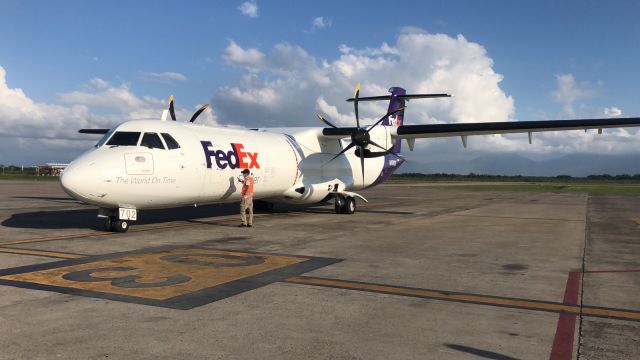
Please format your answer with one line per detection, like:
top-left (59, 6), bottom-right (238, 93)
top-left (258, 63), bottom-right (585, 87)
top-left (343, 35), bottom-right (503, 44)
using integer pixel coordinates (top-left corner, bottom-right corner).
top-left (102, 216), bottom-right (129, 233)
top-left (335, 195), bottom-right (356, 215)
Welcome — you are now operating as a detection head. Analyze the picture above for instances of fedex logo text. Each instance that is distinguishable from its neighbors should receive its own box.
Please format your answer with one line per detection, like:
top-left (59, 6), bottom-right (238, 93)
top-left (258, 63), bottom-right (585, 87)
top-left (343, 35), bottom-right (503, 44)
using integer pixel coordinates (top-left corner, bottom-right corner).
top-left (201, 141), bottom-right (260, 170)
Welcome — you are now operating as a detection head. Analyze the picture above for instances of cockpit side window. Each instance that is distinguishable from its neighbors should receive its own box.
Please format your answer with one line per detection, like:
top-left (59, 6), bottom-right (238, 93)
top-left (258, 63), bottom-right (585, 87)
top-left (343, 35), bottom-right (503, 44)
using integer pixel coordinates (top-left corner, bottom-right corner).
top-left (161, 133), bottom-right (181, 150)
top-left (106, 132), bottom-right (141, 146)
top-left (140, 132), bottom-right (165, 149)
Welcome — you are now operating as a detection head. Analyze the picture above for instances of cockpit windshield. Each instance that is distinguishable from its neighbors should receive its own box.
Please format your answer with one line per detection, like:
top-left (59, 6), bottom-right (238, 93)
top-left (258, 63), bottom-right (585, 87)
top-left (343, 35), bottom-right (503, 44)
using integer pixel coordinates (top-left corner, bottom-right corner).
top-left (106, 132), bottom-right (141, 146)
top-left (95, 128), bottom-right (116, 148)
top-left (140, 132), bottom-right (165, 149)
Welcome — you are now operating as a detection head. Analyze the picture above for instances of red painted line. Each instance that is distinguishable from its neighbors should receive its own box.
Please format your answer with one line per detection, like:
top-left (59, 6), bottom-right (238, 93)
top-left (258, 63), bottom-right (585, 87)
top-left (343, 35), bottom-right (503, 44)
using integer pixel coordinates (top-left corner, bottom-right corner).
top-left (550, 271), bottom-right (581, 360)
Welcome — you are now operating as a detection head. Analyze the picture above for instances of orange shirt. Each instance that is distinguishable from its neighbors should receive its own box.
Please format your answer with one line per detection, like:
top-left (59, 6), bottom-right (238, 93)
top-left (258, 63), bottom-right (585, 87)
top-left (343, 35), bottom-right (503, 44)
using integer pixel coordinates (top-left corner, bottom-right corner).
top-left (241, 176), bottom-right (254, 196)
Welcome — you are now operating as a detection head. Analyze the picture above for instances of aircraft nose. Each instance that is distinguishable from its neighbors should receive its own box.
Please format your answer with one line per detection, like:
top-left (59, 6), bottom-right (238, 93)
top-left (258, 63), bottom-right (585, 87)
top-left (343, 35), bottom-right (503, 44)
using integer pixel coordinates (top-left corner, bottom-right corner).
top-left (60, 162), bottom-right (98, 202)
top-left (60, 164), bottom-right (82, 199)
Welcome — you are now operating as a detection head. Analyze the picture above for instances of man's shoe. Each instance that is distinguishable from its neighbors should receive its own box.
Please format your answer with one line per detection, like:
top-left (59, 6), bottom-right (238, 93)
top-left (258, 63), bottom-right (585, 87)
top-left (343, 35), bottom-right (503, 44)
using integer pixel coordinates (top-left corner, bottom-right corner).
top-left (238, 224), bottom-right (247, 227)
top-left (247, 224), bottom-right (253, 227)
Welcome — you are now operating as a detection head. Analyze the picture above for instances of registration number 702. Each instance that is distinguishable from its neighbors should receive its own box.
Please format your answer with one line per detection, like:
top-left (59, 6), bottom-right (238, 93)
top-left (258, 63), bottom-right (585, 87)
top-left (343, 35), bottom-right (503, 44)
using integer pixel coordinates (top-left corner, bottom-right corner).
top-left (119, 208), bottom-right (137, 221)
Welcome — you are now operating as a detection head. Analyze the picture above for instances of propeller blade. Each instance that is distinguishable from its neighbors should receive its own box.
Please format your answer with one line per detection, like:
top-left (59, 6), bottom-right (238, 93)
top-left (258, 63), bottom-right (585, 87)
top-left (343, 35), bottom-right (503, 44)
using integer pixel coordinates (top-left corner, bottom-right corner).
top-left (354, 82), bottom-right (361, 128)
top-left (316, 114), bottom-right (337, 128)
top-left (325, 142), bottom-right (356, 165)
top-left (366, 106), bottom-right (406, 133)
top-left (359, 146), bottom-right (365, 187)
top-left (367, 140), bottom-right (387, 152)
top-left (190, 104), bottom-right (209, 123)
top-left (169, 95), bottom-right (176, 121)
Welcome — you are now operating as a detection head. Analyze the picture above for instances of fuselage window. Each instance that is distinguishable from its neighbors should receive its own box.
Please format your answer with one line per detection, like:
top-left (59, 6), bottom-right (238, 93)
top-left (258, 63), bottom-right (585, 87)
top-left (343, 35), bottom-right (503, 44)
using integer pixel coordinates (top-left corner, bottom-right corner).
top-left (140, 132), bottom-right (165, 149)
top-left (161, 133), bottom-right (181, 149)
top-left (106, 132), bottom-right (141, 146)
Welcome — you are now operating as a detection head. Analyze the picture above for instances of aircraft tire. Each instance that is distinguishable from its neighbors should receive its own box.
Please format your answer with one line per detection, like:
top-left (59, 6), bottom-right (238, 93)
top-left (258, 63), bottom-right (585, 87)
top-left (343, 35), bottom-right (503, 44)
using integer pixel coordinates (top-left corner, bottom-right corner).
top-left (103, 218), bottom-right (115, 232)
top-left (344, 197), bottom-right (356, 215)
top-left (113, 220), bottom-right (129, 233)
top-left (335, 196), bottom-right (345, 214)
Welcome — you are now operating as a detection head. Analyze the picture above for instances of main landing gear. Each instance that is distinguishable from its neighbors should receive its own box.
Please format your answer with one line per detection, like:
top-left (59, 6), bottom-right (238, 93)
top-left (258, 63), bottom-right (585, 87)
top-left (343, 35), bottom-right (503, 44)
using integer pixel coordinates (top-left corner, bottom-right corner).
top-left (334, 195), bottom-right (356, 215)
top-left (103, 217), bottom-right (130, 233)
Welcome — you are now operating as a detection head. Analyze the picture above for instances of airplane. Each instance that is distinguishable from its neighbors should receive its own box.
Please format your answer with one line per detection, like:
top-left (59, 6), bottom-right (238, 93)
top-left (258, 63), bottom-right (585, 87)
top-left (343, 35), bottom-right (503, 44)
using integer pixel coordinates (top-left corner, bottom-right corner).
top-left (61, 85), bottom-right (640, 233)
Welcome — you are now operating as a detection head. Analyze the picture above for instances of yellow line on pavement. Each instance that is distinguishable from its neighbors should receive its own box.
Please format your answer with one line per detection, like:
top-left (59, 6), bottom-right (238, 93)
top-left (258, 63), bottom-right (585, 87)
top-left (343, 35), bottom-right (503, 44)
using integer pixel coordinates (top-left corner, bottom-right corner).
top-left (0, 247), bottom-right (84, 259)
top-left (285, 276), bottom-right (640, 322)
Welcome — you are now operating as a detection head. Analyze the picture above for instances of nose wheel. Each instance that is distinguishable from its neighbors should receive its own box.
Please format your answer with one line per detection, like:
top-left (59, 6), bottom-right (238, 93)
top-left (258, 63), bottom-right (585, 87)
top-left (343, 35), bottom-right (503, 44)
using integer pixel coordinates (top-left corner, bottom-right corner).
top-left (103, 217), bottom-right (130, 233)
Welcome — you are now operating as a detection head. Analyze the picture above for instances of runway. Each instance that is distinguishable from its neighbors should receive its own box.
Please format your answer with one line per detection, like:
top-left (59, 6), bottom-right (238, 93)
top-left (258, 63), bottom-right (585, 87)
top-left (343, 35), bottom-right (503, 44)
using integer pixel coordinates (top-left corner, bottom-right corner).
top-left (0, 180), bottom-right (639, 359)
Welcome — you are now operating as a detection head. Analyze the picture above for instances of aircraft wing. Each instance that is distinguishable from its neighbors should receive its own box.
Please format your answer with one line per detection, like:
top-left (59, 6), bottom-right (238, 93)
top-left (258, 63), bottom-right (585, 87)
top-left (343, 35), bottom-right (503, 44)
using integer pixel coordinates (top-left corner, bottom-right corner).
top-left (391, 117), bottom-right (640, 139)
top-left (322, 117), bottom-right (640, 138)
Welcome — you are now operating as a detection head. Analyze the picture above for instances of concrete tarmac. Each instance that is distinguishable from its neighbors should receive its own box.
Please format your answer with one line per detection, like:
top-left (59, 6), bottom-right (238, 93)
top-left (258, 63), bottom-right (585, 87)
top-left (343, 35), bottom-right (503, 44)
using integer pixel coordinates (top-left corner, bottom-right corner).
top-left (0, 180), bottom-right (638, 359)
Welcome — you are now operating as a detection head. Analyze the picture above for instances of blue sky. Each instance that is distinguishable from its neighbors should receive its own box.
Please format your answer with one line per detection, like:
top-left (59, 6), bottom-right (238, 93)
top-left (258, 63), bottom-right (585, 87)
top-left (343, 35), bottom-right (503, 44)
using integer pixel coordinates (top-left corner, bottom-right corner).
top-left (1, 0), bottom-right (640, 168)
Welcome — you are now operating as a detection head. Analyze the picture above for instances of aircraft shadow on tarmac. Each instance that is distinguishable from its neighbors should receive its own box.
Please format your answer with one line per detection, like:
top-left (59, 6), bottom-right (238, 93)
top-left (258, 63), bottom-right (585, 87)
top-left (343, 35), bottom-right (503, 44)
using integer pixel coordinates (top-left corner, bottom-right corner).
top-left (2, 200), bottom-right (414, 231)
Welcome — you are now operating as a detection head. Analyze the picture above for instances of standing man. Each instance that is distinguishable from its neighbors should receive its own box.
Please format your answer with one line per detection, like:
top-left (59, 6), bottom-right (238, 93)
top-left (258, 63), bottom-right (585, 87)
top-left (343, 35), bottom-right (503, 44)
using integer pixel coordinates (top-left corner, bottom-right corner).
top-left (239, 168), bottom-right (254, 227)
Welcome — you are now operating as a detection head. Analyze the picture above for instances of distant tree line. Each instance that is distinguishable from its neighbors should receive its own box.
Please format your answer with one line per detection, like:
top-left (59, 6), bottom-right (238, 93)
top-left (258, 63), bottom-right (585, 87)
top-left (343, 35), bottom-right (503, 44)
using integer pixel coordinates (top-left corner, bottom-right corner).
top-left (0, 165), bottom-right (40, 176)
top-left (391, 172), bottom-right (640, 182)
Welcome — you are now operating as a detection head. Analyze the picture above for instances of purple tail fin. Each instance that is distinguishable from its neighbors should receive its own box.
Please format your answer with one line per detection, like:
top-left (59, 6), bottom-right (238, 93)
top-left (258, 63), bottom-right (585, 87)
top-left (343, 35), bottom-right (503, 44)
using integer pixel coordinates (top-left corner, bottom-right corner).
top-left (382, 87), bottom-right (406, 153)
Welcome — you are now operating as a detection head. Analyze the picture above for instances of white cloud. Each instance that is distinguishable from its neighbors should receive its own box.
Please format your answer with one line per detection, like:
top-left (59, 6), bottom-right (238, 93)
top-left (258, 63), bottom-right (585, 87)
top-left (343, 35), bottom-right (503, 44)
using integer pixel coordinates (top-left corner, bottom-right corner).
top-left (0, 65), bottom-right (218, 159)
top-left (238, 1), bottom-right (258, 18)
top-left (604, 106), bottom-right (622, 117)
top-left (89, 78), bottom-right (109, 89)
top-left (552, 74), bottom-right (597, 117)
top-left (213, 29), bottom-right (640, 158)
top-left (224, 40), bottom-right (266, 69)
top-left (311, 17), bottom-right (332, 31)
top-left (214, 30), bottom-right (514, 128)
top-left (140, 71), bottom-right (188, 84)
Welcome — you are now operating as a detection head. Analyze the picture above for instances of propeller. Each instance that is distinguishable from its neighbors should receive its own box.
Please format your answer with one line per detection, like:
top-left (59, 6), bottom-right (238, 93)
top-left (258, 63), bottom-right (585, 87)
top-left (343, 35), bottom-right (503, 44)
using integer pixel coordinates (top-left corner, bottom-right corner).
top-left (190, 104), bottom-right (209, 123)
top-left (167, 95), bottom-right (209, 123)
top-left (320, 83), bottom-right (405, 186)
top-left (316, 114), bottom-right (337, 128)
top-left (169, 95), bottom-right (176, 121)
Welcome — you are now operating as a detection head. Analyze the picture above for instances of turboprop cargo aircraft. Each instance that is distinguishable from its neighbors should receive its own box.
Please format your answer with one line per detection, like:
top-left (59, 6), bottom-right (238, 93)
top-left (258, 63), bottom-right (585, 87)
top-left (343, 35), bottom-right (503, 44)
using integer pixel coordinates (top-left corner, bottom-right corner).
top-left (62, 85), bottom-right (640, 232)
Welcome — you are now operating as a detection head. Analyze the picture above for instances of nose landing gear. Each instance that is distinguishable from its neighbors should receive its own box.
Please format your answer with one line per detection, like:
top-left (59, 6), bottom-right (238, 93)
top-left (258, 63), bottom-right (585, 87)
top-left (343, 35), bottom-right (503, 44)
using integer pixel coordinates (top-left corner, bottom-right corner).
top-left (103, 217), bottom-right (130, 233)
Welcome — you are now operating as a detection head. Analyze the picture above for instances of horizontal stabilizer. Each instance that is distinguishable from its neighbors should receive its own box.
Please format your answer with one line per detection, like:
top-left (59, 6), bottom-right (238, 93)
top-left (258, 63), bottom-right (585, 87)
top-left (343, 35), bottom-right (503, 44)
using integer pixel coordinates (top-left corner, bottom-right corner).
top-left (346, 93), bottom-right (452, 102)
top-left (79, 129), bottom-right (109, 134)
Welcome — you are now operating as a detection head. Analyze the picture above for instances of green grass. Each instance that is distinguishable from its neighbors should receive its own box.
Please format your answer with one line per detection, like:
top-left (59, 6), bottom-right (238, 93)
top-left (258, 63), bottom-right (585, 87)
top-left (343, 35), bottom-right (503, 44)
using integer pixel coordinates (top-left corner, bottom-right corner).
top-left (0, 174), bottom-right (60, 181)
top-left (388, 181), bottom-right (640, 194)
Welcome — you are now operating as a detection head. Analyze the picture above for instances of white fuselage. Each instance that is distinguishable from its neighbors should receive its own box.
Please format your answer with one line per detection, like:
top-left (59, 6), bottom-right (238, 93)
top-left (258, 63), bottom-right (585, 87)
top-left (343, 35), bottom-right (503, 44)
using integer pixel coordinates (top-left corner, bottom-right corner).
top-left (60, 120), bottom-right (402, 210)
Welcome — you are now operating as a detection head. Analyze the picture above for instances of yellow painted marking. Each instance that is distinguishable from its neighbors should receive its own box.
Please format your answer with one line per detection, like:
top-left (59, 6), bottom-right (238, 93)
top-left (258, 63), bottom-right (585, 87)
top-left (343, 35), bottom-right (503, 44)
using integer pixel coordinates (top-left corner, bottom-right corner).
top-left (0, 247), bottom-right (84, 259)
top-left (1, 248), bottom-right (306, 300)
top-left (286, 276), bottom-right (640, 322)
